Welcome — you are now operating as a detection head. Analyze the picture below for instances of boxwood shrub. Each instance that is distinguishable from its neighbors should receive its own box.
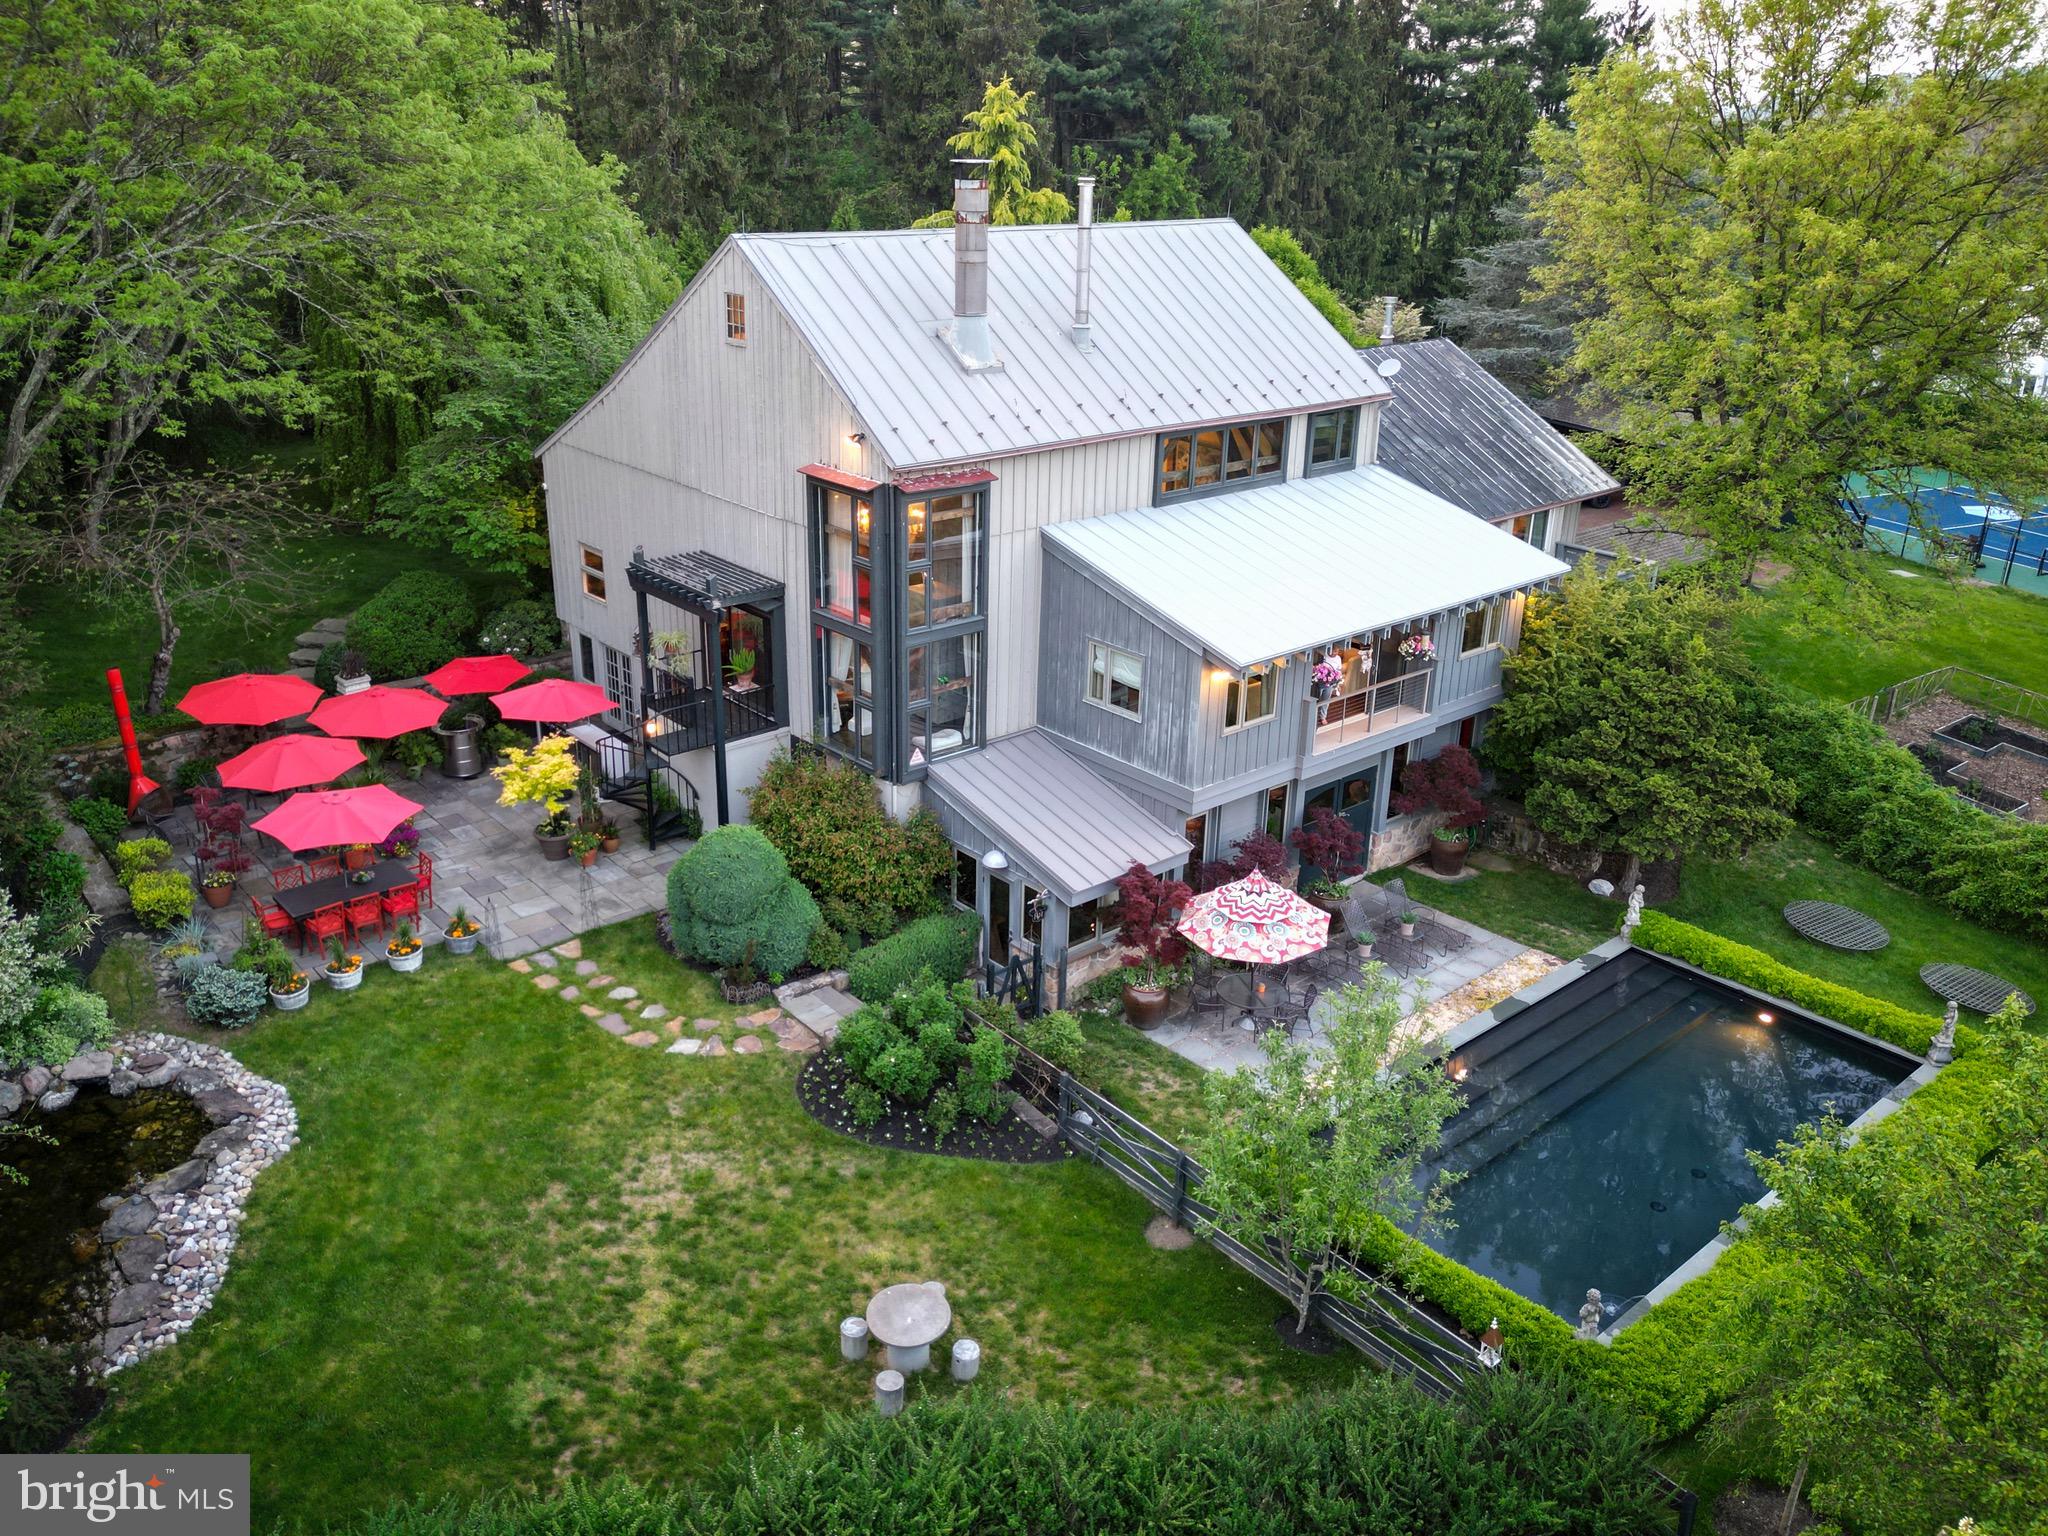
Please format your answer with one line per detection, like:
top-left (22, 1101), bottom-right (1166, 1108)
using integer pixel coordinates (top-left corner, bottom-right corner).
top-left (112, 837), bottom-right (171, 888)
top-left (127, 869), bottom-right (194, 932)
top-left (846, 910), bottom-right (978, 1002)
top-left (346, 571), bottom-right (478, 680)
top-left (664, 825), bottom-right (819, 978)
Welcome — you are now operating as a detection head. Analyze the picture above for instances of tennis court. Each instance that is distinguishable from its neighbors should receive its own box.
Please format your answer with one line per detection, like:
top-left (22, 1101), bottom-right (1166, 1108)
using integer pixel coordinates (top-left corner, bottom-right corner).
top-left (1846, 470), bottom-right (2048, 592)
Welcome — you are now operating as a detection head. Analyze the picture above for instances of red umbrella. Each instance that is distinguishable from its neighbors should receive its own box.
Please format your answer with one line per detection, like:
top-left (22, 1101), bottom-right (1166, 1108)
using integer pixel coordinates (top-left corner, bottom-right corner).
top-left (308, 686), bottom-right (446, 741)
top-left (177, 672), bottom-right (322, 728)
top-left (491, 677), bottom-right (615, 724)
top-left (251, 785), bottom-right (425, 853)
top-left (217, 733), bottom-right (367, 794)
top-left (424, 654), bottom-right (531, 696)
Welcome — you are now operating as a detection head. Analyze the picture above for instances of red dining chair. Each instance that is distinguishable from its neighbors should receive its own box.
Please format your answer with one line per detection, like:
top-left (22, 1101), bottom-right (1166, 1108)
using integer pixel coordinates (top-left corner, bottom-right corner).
top-left (301, 902), bottom-right (348, 955)
top-left (410, 853), bottom-right (435, 912)
top-left (381, 882), bottom-right (420, 924)
top-left (344, 894), bottom-right (386, 943)
top-left (308, 854), bottom-right (342, 881)
top-left (271, 865), bottom-right (307, 892)
top-left (249, 894), bottom-right (296, 944)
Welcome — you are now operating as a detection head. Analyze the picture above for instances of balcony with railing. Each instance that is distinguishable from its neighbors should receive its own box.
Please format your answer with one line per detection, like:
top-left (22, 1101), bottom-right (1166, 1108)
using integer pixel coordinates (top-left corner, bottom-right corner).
top-left (1307, 665), bottom-right (1433, 755)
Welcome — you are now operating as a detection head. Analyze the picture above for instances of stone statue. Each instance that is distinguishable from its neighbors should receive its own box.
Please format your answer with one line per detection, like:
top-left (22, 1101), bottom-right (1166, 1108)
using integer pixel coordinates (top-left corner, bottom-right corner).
top-left (1930, 1000), bottom-right (1959, 1066)
top-left (1620, 885), bottom-right (1646, 940)
top-left (1576, 1288), bottom-right (1604, 1341)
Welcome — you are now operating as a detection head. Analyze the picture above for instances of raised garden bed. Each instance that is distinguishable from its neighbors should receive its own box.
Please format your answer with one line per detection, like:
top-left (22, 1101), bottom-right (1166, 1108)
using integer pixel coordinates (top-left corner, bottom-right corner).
top-left (795, 1054), bottom-right (1067, 1165)
top-left (1933, 712), bottom-right (2048, 764)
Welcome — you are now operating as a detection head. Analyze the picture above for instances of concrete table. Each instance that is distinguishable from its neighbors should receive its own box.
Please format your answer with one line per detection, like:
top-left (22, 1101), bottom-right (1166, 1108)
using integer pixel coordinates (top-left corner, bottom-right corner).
top-left (866, 1282), bottom-right (951, 1373)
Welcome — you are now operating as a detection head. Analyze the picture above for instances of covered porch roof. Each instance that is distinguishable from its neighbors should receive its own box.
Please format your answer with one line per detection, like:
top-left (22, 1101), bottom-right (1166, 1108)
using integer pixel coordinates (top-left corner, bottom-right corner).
top-left (927, 731), bottom-right (1190, 908)
top-left (627, 548), bottom-right (784, 614)
top-left (1041, 465), bottom-right (1570, 671)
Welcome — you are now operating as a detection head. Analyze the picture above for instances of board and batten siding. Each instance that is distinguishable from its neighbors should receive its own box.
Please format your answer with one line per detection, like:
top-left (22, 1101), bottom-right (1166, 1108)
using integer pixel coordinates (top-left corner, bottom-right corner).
top-left (541, 241), bottom-right (883, 738)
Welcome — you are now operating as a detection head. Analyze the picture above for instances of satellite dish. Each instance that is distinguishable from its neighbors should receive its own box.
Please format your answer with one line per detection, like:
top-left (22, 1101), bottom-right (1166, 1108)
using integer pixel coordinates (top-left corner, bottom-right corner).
top-left (1377, 355), bottom-right (1402, 379)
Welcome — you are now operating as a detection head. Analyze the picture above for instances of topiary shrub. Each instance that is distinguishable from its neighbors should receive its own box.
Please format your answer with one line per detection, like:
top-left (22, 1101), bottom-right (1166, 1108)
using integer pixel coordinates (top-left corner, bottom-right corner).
top-left (476, 597), bottom-right (562, 658)
top-left (112, 837), bottom-right (172, 888)
top-left (845, 910), bottom-right (979, 1003)
top-left (128, 870), bottom-right (195, 931)
top-left (664, 825), bottom-right (819, 977)
top-left (747, 749), bottom-right (953, 924)
top-left (346, 571), bottom-right (478, 680)
top-left (183, 966), bottom-right (270, 1029)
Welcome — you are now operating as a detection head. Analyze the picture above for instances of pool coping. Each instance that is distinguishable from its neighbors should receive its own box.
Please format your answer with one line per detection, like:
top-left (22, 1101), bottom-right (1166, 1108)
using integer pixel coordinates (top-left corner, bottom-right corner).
top-left (1429, 936), bottom-right (1941, 1343)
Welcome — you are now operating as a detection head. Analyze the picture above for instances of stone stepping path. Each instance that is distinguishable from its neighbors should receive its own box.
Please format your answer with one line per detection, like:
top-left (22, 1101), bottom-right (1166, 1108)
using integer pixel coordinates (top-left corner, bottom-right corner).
top-left (501, 941), bottom-right (818, 1061)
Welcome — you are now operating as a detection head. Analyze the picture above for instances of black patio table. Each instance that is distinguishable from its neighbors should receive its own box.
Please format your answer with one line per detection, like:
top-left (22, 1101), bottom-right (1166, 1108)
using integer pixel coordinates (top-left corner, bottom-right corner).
top-left (271, 858), bottom-right (417, 924)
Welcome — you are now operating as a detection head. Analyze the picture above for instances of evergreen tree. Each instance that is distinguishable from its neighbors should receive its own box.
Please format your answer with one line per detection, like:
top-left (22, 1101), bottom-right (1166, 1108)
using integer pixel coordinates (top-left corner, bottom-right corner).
top-left (1528, 0), bottom-right (1607, 121)
top-left (1436, 176), bottom-right (1587, 397)
top-left (911, 77), bottom-right (1074, 224)
top-left (876, 0), bottom-right (981, 209)
top-left (1151, 0), bottom-right (1247, 211)
top-left (964, 0), bottom-right (1048, 96)
top-left (1117, 132), bottom-right (1201, 218)
top-left (1038, 0), bottom-right (1177, 163)
top-left (1306, 0), bottom-right (1413, 302)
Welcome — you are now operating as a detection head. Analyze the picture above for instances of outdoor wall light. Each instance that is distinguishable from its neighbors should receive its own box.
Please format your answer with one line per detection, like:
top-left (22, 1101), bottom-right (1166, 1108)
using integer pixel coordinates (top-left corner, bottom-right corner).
top-left (980, 848), bottom-right (1009, 873)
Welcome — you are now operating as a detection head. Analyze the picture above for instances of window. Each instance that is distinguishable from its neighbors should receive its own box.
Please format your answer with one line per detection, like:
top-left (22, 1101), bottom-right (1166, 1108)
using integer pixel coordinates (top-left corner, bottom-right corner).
top-left (815, 626), bottom-right (875, 768)
top-left (1086, 641), bottom-right (1144, 718)
top-left (812, 486), bottom-right (871, 626)
top-left (1156, 417), bottom-right (1285, 500)
top-left (904, 492), bottom-right (980, 629)
top-left (1461, 600), bottom-right (1505, 656)
top-left (908, 632), bottom-right (979, 764)
top-left (579, 545), bottom-right (607, 602)
top-left (1263, 783), bottom-right (1290, 840)
top-left (1184, 812), bottom-right (1209, 861)
top-left (724, 292), bottom-right (747, 342)
top-left (1067, 892), bottom-right (1117, 948)
top-left (1223, 661), bottom-right (1279, 730)
top-left (951, 848), bottom-right (979, 911)
top-left (1307, 408), bottom-right (1358, 472)
top-left (1501, 508), bottom-right (1551, 549)
top-left (601, 642), bottom-right (635, 718)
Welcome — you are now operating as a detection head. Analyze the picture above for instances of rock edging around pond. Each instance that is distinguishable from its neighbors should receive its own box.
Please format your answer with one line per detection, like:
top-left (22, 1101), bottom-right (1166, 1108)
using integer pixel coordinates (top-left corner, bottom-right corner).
top-left (1, 1034), bottom-right (298, 1374)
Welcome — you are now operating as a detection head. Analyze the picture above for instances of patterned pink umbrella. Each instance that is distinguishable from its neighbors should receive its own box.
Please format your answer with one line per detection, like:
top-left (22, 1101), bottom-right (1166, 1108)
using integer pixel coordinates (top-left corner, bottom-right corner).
top-left (1175, 869), bottom-right (1330, 965)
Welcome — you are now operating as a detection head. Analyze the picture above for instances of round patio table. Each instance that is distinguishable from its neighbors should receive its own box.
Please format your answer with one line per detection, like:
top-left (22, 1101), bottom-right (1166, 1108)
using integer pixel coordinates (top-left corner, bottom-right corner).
top-left (1920, 962), bottom-right (2035, 1017)
top-left (866, 1283), bottom-right (951, 1373)
top-left (1782, 900), bottom-right (1891, 952)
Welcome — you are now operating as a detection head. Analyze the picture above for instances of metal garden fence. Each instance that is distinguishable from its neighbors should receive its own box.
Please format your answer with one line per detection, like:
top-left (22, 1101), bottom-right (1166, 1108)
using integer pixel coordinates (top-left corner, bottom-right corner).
top-left (1850, 666), bottom-right (2048, 731)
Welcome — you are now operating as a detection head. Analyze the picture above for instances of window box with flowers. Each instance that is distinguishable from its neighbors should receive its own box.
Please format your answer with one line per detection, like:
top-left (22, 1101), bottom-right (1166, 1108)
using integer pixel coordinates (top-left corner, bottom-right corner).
top-left (444, 907), bottom-right (483, 956)
top-left (386, 919), bottom-right (425, 974)
top-left (323, 937), bottom-right (365, 991)
top-left (1396, 632), bottom-right (1436, 666)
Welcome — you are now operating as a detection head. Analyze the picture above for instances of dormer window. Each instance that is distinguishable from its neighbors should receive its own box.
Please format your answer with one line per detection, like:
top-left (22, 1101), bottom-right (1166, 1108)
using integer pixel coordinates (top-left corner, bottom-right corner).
top-left (1156, 417), bottom-right (1285, 501)
top-left (1307, 408), bottom-right (1358, 474)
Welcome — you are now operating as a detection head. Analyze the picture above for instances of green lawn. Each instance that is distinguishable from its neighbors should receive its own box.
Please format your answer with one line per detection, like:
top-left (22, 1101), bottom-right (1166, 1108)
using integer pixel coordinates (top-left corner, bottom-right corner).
top-left (1390, 831), bottom-right (2048, 1024)
top-left (86, 919), bottom-right (1356, 1529)
top-left (20, 526), bottom-right (522, 721)
top-left (1735, 557), bottom-right (2048, 699)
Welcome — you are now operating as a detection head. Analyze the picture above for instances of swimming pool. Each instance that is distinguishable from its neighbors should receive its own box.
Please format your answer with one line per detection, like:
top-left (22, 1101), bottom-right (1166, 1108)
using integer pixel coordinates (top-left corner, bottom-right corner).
top-left (1422, 950), bottom-right (1918, 1329)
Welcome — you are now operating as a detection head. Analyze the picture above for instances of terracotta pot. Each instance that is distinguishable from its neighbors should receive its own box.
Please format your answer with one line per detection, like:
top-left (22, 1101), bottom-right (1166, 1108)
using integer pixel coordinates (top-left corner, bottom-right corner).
top-left (1429, 835), bottom-right (1467, 877)
top-left (1301, 889), bottom-right (1344, 919)
top-left (1122, 983), bottom-right (1171, 1029)
top-left (1355, 940), bottom-right (1375, 961)
top-left (601, 836), bottom-right (621, 854)
top-left (201, 884), bottom-right (233, 909)
top-left (344, 847), bottom-right (373, 872)
top-left (536, 827), bottom-right (571, 861)
top-left (577, 848), bottom-right (598, 867)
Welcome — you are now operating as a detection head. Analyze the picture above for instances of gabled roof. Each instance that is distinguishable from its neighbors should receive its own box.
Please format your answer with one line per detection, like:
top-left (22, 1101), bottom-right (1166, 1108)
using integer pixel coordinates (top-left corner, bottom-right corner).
top-left (734, 220), bottom-right (1389, 471)
top-left (1373, 339), bottom-right (1619, 522)
top-left (926, 731), bottom-right (1190, 905)
top-left (1042, 466), bottom-right (1569, 671)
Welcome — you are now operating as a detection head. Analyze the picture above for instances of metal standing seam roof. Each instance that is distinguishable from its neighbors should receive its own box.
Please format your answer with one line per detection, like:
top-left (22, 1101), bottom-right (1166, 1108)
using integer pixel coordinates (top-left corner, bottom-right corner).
top-left (926, 731), bottom-right (1192, 905)
top-left (1042, 466), bottom-right (1571, 671)
top-left (734, 219), bottom-right (1390, 472)
top-left (1372, 339), bottom-right (1620, 523)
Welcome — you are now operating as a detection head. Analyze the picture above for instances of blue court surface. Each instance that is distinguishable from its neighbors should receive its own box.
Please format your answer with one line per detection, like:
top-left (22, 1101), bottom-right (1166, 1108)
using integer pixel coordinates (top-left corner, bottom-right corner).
top-left (1849, 481), bottom-right (2048, 568)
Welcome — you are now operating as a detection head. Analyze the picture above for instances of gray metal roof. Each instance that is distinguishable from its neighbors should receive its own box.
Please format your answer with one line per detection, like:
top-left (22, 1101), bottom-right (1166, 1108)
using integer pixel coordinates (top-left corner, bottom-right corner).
top-left (926, 730), bottom-right (1191, 905)
top-left (1042, 466), bottom-right (1570, 670)
top-left (736, 220), bottom-right (1390, 472)
top-left (1372, 339), bottom-right (1619, 522)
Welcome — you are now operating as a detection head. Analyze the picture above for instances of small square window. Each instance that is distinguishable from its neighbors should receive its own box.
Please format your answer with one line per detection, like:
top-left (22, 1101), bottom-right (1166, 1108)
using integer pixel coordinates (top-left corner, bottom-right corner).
top-left (580, 545), bottom-right (607, 602)
top-left (1223, 662), bottom-right (1279, 730)
top-left (725, 292), bottom-right (747, 342)
top-left (1308, 408), bottom-right (1357, 471)
top-left (1461, 601), bottom-right (1504, 656)
top-left (1086, 641), bottom-right (1143, 718)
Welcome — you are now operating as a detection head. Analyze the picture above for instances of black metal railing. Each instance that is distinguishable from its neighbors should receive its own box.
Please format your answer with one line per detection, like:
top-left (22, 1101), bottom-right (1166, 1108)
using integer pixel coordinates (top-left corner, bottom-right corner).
top-left (642, 681), bottom-right (779, 755)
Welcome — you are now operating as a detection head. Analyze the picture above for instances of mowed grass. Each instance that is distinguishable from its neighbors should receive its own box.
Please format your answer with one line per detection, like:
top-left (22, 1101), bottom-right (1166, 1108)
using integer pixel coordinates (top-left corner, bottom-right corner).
top-left (1735, 556), bottom-right (2048, 699)
top-left (87, 919), bottom-right (1356, 1529)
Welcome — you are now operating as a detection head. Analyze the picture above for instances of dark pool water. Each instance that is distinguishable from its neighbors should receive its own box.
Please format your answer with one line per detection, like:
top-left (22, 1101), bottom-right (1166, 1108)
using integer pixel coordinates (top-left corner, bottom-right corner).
top-left (1423, 953), bottom-right (1912, 1324)
top-left (0, 1086), bottom-right (211, 1344)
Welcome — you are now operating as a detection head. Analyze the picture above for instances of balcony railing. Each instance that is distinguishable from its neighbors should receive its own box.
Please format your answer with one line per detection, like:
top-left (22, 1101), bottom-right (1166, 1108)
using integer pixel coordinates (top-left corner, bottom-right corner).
top-left (642, 680), bottom-right (778, 757)
top-left (1307, 666), bottom-right (1433, 755)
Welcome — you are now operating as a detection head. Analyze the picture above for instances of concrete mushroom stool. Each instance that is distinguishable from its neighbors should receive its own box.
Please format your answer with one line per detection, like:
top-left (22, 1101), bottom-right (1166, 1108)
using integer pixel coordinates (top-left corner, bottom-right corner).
top-left (874, 1369), bottom-right (905, 1418)
top-left (951, 1338), bottom-right (981, 1382)
top-left (839, 1316), bottom-right (869, 1361)
top-left (866, 1281), bottom-right (952, 1373)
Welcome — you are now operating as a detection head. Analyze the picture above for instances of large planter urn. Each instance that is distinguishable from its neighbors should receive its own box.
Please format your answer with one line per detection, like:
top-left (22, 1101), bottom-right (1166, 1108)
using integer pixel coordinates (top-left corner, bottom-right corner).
top-left (324, 962), bottom-right (363, 992)
top-left (444, 927), bottom-right (481, 956)
top-left (387, 944), bottom-right (425, 974)
top-left (1121, 982), bottom-right (1171, 1030)
top-left (200, 882), bottom-right (234, 909)
top-left (434, 714), bottom-right (485, 780)
top-left (1429, 833), bottom-right (1468, 877)
top-left (270, 982), bottom-right (310, 1012)
top-left (536, 825), bottom-right (572, 862)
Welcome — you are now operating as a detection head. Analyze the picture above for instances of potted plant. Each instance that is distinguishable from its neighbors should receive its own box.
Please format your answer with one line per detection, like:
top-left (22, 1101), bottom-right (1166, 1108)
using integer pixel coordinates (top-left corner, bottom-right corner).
top-left (491, 734), bottom-right (581, 861)
top-left (343, 842), bottom-right (374, 873)
top-left (375, 820), bottom-right (421, 860)
top-left (1111, 863), bottom-right (1194, 1029)
top-left (1354, 926), bottom-right (1376, 961)
top-left (269, 966), bottom-right (311, 1011)
top-left (333, 648), bottom-right (372, 695)
top-left (444, 907), bottom-right (483, 956)
top-left (598, 816), bottom-right (622, 854)
top-left (1288, 807), bottom-right (1366, 909)
top-left (726, 646), bottom-right (757, 689)
top-left (199, 867), bottom-right (238, 909)
top-left (569, 827), bottom-right (600, 867)
top-left (386, 918), bottom-right (425, 973)
top-left (1301, 875), bottom-right (1348, 915)
top-left (1398, 909), bottom-right (1418, 939)
top-left (650, 629), bottom-right (695, 682)
top-left (1396, 632), bottom-right (1437, 666)
top-left (393, 730), bottom-right (438, 782)
top-left (1390, 744), bottom-right (1486, 877)
top-left (323, 936), bottom-right (364, 991)
top-left (433, 697), bottom-right (488, 781)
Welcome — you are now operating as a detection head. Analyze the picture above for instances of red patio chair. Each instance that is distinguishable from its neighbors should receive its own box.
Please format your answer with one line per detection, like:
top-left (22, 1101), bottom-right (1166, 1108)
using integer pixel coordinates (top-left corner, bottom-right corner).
top-left (410, 853), bottom-right (434, 911)
top-left (308, 854), bottom-right (342, 881)
top-left (271, 865), bottom-right (307, 892)
top-left (249, 894), bottom-right (296, 944)
top-left (345, 894), bottom-right (386, 943)
top-left (381, 882), bottom-right (420, 924)
top-left (301, 902), bottom-right (348, 955)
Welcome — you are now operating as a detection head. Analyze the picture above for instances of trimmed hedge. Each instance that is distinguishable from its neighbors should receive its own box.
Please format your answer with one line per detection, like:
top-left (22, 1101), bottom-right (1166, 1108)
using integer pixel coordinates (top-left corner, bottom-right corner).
top-left (664, 825), bottom-right (819, 978)
top-left (1629, 909), bottom-right (1967, 1056)
top-left (346, 571), bottom-right (478, 681)
top-left (846, 910), bottom-right (979, 1002)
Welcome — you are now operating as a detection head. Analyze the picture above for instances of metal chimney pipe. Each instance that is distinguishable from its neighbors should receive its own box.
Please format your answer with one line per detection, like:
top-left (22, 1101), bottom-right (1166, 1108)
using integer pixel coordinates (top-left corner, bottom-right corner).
top-left (951, 160), bottom-right (994, 370)
top-left (1072, 176), bottom-right (1096, 352)
top-left (1379, 295), bottom-right (1398, 345)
